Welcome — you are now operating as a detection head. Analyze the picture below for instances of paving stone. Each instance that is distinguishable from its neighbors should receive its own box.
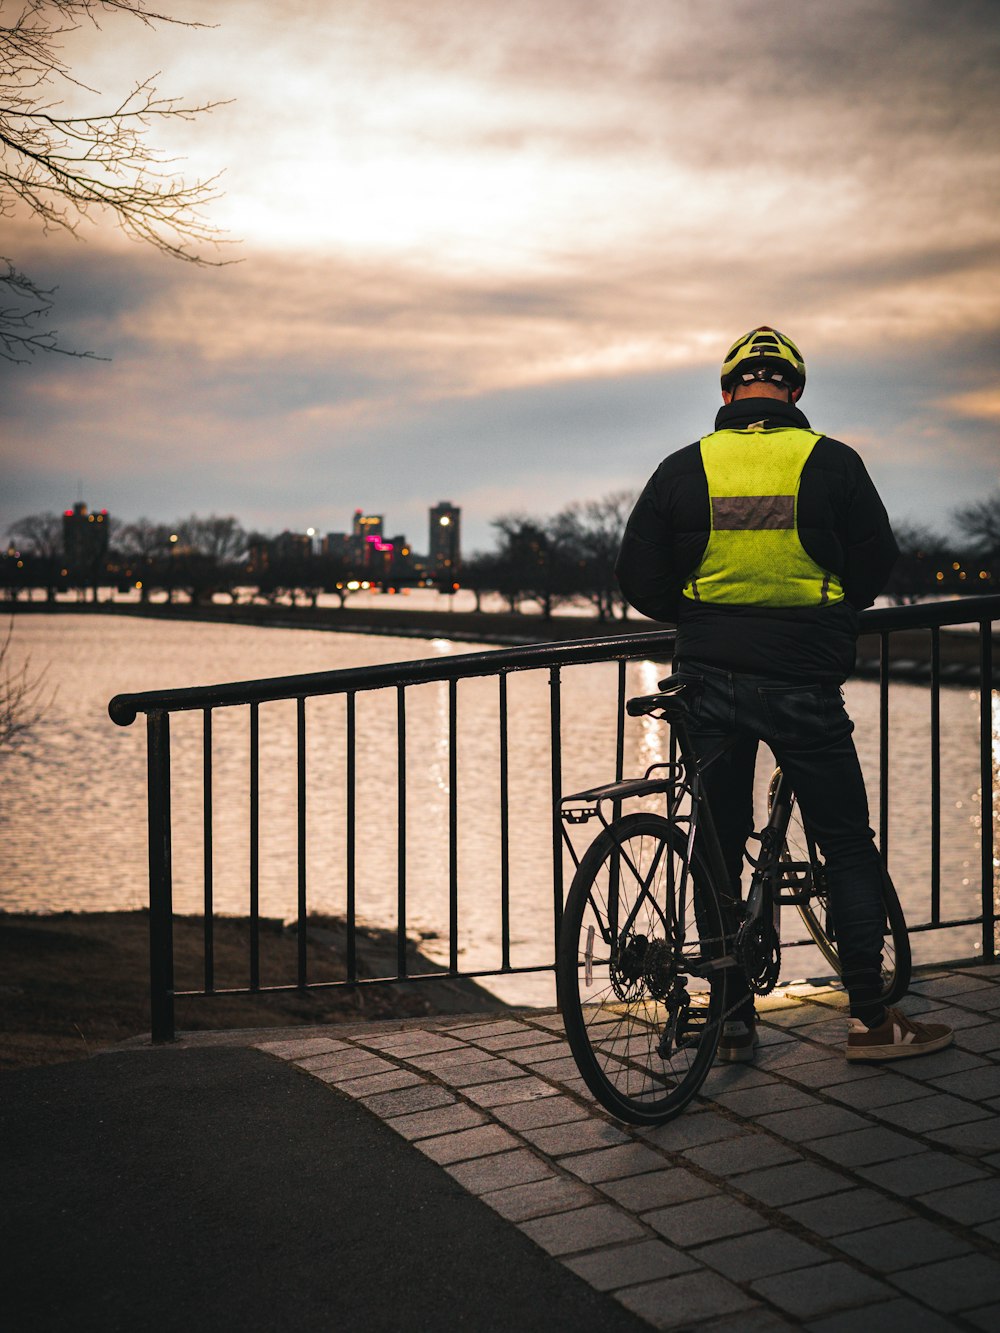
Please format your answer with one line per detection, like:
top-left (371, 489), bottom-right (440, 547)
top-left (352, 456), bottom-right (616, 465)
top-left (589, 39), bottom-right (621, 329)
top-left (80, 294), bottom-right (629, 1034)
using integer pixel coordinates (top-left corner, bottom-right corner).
top-left (755, 1104), bottom-right (870, 1141)
top-left (914, 1005), bottom-right (989, 1031)
top-left (703, 1306), bottom-right (798, 1333)
top-left (616, 1269), bottom-right (756, 1327)
top-left (307, 1058), bottom-right (398, 1083)
top-left (808, 1127), bottom-right (926, 1168)
top-left (405, 1047), bottom-right (495, 1072)
top-left (360, 1032), bottom-right (463, 1056)
top-left (756, 1038), bottom-right (834, 1068)
top-left (447, 1147), bottom-right (553, 1195)
top-left (361, 1083), bottom-right (454, 1117)
top-left (916, 1177), bottom-right (1000, 1225)
top-left (473, 1030), bottom-right (561, 1052)
top-left (491, 1095), bottom-right (590, 1131)
top-left (966, 1303), bottom-right (1000, 1333)
top-left (256, 1037), bottom-right (342, 1058)
top-left (698, 1064), bottom-right (777, 1094)
top-left (332, 1068), bottom-right (424, 1097)
top-left (599, 1167), bottom-right (717, 1212)
top-left (858, 1151), bottom-right (987, 1194)
top-left (564, 1238), bottom-right (699, 1291)
top-left (752, 1260), bottom-right (891, 1318)
top-left (820, 1071), bottom-right (932, 1109)
top-left (893, 1252), bottom-right (1000, 1313)
top-left (518, 1203), bottom-right (645, 1256)
top-left (510, 1041), bottom-right (573, 1066)
top-left (528, 1013), bottom-right (570, 1032)
top-left (696, 1227), bottom-right (826, 1282)
top-left (831, 1216), bottom-right (973, 1270)
top-left (955, 1025), bottom-right (1000, 1053)
top-left (414, 1123), bottom-right (521, 1165)
top-left (925, 1118), bottom-right (1000, 1155)
top-left (976, 1219), bottom-right (1000, 1244)
top-left (911, 1046), bottom-right (990, 1075)
top-left (640, 1110), bottom-right (749, 1150)
top-left (754, 1025), bottom-right (798, 1047)
top-left (929, 1066), bottom-right (1000, 1101)
top-left (520, 1118), bottom-right (630, 1156)
top-left (875, 1092), bottom-right (991, 1133)
top-left (479, 1175), bottom-right (595, 1222)
top-left (780, 1058), bottom-right (881, 1089)
top-left (730, 1160), bottom-right (851, 1206)
top-left (712, 1082), bottom-right (818, 1117)
top-left (644, 1194), bottom-right (767, 1245)
top-left (293, 1046), bottom-right (363, 1070)
top-left (940, 986), bottom-right (1000, 1012)
top-left (440, 1057), bottom-right (524, 1087)
top-left (447, 1019), bottom-right (533, 1039)
top-left (684, 1133), bottom-right (799, 1176)
top-left (561, 1142), bottom-right (668, 1183)
top-left (805, 1297), bottom-right (964, 1332)
top-left (520, 1055), bottom-right (581, 1080)
top-left (460, 1075), bottom-right (561, 1108)
top-left (781, 1188), bottom-right (910, 1237)
top-left (385, 1102), bottom-right (486, 1141)
top-left (913, 974), bottom-right (996, 998)
top-left (763, 1005), bottom-right (835, 1028)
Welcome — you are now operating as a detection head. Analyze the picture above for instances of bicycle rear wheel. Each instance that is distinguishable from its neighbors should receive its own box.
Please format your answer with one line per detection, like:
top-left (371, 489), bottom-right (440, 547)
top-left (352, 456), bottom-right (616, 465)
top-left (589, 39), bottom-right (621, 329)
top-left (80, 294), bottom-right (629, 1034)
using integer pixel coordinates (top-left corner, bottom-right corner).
top-left (557, 811), bottom-right (729, 1126)
top-left (767, 769), bottom-right (911, 1004)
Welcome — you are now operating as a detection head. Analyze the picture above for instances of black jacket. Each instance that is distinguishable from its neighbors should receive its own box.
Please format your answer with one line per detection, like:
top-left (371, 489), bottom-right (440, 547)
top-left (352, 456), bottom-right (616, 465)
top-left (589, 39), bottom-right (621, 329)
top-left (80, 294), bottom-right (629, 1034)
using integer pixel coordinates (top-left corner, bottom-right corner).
top-left (615, 397), bottom-right (899, 682)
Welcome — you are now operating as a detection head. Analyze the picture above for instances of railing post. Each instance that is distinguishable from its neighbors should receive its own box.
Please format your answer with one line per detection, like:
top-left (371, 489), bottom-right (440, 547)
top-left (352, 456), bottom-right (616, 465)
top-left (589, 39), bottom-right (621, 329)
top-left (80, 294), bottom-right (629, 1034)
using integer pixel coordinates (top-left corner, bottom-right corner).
top-left (981, 622), bottom-right (996, 963)
top-left (147, 710), bottom-right (175, 1042)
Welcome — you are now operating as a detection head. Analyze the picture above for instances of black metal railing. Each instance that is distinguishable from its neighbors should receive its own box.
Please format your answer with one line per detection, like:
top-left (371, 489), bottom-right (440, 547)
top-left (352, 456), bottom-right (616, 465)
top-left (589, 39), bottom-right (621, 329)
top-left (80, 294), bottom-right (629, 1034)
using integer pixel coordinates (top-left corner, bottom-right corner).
top-left (109, 595), bottom-right (1000, 1041)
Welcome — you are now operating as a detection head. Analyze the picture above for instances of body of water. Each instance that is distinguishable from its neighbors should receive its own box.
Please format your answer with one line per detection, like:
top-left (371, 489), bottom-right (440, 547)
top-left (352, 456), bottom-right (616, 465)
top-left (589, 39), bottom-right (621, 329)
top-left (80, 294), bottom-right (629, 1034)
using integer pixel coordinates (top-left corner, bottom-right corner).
top-left (2, 615), bottom-right (995, 1005)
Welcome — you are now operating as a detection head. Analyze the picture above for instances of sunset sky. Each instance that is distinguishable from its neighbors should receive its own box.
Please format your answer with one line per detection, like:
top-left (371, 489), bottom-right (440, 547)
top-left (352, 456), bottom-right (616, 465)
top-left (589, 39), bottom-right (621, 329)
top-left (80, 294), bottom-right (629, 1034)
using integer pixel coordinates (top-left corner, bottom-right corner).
top-left (2, 0), bottom-right (998, 552)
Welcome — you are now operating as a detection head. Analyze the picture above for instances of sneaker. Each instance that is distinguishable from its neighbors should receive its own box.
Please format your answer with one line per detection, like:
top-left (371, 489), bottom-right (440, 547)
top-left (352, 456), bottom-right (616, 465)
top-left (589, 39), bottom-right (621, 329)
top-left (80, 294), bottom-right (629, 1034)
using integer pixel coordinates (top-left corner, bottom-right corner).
top-left (717, 1019), bottom-right (758, 1063)
top-left (846, 1007), bottom-right (953, 1062)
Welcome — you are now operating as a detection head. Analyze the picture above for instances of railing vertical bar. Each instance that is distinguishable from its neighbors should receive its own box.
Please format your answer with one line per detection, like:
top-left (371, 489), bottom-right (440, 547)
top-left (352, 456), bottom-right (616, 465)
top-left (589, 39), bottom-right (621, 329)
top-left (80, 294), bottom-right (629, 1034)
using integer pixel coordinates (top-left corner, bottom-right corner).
top-left (297, 696), bottom-right (307, 988)
top-left (980, 621), bottom-right (995, 962)
top-left (397, 685), bottom-right (407, 978)
top-left (499, 673), bottom-right (511, 972)
top-left (202, 707), bottom-right (214, 994)
top-left (147, 711), bottom-right (174, 1042)
top-left (879, 630), bottom-right (890, 864)
top-left (449, 679), bottom-right (459, 975)
top-left (346, 692), bottom-right (357, 984)
top-left (615, 659), bottom-right (626, 783)
top-left (249, 702), bottom-right (260, 992)
top-left (550, 666), bottom-right (563, 951)
top-left (930, 628), bottom-right (941, 926)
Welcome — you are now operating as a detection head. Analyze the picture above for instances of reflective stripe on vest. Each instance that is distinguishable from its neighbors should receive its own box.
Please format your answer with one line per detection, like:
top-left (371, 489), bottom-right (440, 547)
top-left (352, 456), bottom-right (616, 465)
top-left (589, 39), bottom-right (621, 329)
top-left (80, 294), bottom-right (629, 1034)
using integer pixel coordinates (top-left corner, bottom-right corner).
top-left (682, 426), bottom-right (845, 608)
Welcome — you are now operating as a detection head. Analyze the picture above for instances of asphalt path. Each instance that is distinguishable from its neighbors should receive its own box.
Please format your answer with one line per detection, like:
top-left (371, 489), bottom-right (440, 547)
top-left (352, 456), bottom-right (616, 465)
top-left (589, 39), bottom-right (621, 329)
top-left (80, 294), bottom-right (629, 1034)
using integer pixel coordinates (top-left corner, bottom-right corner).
top-left (2, 1047), bottom-right (651, 1333)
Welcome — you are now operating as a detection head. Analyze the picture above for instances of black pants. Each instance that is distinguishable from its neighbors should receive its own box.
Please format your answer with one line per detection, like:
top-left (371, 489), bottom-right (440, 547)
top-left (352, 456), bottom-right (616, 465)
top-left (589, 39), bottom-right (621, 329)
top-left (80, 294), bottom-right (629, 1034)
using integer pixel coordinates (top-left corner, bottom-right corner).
top-left (678, 660), bottom-right (888, 1024)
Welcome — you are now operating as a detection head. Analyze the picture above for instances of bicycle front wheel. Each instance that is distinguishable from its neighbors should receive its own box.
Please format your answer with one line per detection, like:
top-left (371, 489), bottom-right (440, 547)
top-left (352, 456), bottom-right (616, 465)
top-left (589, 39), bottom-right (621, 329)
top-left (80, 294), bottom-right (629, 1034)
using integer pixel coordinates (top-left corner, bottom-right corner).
top-left (557, 812), bottom-right (729, 1126)
top-left (767, 769), bottom-right (911, 1004)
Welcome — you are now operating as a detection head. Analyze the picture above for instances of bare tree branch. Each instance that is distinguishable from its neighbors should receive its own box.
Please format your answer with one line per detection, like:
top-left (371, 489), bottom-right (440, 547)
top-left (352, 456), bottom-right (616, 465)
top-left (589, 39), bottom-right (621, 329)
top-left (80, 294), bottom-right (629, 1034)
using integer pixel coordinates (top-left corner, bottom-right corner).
top-left (1, 1), bottom-right (233, 359)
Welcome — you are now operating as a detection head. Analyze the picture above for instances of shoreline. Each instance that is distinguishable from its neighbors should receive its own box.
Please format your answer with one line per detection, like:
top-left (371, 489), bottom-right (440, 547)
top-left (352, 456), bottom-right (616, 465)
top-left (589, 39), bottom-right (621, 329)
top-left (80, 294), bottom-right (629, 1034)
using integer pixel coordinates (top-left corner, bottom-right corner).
top-left (0, 909), bottom-right (507, 1072)
top-left (7, 596), bottom-right (997, 683)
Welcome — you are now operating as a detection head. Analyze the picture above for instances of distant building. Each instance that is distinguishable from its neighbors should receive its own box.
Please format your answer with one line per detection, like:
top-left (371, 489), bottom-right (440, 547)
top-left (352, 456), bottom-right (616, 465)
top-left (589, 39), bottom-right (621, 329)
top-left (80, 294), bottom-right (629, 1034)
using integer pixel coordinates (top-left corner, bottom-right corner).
top-left (62, 502), bottom-right (110, 576)
top-left (271, 530), bottom-right (313, 563)
top-left (429, 501), bottom-right (461, 575)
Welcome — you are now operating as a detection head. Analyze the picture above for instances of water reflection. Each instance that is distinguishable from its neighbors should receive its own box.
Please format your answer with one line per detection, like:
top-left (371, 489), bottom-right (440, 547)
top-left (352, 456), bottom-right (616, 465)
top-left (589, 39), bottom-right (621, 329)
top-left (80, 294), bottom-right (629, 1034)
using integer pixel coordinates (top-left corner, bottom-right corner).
top-left (1, 616), bottom-right (994, 1004)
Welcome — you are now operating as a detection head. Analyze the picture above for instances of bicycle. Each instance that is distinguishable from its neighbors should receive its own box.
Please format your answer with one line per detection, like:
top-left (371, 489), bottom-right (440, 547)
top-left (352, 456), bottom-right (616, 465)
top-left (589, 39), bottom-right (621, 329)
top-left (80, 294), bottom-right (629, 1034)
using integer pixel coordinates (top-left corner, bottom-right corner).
top-left (556, 674), bottom-right (911, 1126)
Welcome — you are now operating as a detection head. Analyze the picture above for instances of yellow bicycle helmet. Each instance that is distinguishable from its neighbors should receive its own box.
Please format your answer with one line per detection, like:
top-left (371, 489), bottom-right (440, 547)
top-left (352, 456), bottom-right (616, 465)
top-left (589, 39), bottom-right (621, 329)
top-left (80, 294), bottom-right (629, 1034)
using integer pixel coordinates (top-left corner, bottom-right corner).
top-left (720, 326), bottom-right (806, 393)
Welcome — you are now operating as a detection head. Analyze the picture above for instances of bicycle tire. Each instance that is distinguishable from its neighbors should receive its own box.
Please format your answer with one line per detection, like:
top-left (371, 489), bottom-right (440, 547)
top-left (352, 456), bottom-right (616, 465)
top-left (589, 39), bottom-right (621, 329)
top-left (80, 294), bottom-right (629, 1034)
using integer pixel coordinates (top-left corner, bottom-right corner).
top-left (767, 768), bottom-right (911, 1004)
top-left (557, 811), bottom-right (729, 1126)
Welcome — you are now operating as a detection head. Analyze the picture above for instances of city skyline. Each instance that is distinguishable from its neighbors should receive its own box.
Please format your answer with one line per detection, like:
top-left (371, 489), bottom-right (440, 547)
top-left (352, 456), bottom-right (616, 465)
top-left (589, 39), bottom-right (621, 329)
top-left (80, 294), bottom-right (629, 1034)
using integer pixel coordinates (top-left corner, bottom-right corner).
top-left (2, 2), bottom-right (998, 551)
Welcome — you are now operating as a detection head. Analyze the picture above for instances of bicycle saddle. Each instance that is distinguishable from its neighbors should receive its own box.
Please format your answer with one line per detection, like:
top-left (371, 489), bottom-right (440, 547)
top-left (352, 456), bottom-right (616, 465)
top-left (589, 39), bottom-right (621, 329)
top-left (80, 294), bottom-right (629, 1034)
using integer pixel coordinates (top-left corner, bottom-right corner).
top-left (626, 675), bottom-right (688, 719)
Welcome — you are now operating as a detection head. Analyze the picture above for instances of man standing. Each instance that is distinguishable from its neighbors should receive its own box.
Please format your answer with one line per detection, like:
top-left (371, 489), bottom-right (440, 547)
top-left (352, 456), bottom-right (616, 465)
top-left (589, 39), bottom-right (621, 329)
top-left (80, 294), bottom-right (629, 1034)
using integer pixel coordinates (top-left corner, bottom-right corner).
top-left (615, 327), bottom-right (952, 1063)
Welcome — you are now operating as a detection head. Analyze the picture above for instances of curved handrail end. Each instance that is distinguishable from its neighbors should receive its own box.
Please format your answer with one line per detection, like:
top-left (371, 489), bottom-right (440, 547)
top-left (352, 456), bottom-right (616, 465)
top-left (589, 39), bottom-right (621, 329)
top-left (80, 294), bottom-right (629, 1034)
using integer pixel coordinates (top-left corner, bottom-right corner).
top-left (108, 695), bottom-right (138, 727)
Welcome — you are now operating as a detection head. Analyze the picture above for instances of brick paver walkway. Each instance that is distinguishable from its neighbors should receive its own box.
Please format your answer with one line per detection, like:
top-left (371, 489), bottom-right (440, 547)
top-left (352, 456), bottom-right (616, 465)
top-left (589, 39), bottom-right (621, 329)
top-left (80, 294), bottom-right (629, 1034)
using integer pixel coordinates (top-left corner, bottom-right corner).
top-left (257, 964), bottom-right (1000, 1331)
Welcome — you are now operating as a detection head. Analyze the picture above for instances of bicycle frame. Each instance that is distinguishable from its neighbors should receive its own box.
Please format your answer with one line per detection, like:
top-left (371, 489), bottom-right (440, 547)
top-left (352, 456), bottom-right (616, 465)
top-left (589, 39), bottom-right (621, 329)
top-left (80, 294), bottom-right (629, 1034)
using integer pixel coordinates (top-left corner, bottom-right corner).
top-left (559, 694), bottom-right (816, 992)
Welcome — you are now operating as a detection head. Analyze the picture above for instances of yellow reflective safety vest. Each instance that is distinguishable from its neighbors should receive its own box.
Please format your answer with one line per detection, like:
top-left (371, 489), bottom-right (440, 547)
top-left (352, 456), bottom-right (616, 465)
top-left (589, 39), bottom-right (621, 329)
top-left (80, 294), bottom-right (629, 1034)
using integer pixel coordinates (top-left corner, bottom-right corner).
top-left (682, 426), bottom-right (845, 608)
